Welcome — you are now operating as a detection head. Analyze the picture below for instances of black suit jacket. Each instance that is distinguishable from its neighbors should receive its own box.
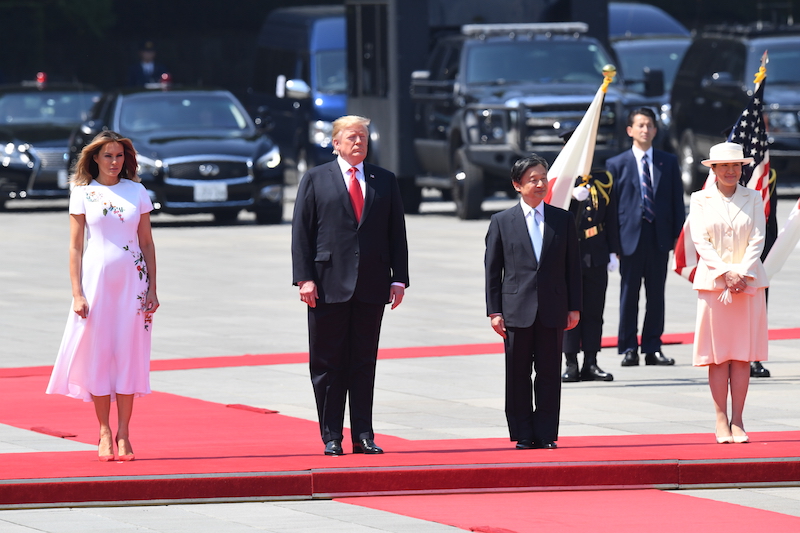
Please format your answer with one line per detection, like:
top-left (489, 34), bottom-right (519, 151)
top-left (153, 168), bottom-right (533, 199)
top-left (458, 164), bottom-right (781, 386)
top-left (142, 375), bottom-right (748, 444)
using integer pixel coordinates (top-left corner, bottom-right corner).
top-left (128, 62), bottom-right (168, 87)
top-left (292, 160), bottom-right (409, 305)
top-left (607, 149), bottom-right (685, 256)
top-left (485, 202), bottom-right (582, 329)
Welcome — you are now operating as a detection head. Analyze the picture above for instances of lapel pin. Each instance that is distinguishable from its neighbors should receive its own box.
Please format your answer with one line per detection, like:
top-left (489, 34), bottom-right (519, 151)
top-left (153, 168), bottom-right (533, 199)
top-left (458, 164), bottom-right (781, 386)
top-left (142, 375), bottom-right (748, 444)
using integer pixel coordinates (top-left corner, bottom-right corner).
top-left (370, 174), bottom-right (375, 179)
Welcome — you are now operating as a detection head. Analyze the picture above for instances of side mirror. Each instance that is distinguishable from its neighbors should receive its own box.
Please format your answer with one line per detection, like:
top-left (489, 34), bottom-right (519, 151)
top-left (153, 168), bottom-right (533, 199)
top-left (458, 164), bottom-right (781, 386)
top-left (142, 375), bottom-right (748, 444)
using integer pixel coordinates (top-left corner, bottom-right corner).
top-left (285, 79), bottom-right (311, 100)
top-left (643, 68), bottom-right (665, 98)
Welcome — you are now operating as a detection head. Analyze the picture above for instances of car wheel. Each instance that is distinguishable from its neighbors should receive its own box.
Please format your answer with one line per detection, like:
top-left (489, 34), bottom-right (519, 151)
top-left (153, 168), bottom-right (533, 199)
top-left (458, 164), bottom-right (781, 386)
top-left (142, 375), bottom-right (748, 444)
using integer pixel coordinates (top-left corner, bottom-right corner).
top-left (452, 148), bottom-right (484, 220)
top-left (679, 132), bottom-right (703, 193)
top-left (255, 205), bottom-right (283, 225)
top-left (213, 210), bottom-right (240, 224)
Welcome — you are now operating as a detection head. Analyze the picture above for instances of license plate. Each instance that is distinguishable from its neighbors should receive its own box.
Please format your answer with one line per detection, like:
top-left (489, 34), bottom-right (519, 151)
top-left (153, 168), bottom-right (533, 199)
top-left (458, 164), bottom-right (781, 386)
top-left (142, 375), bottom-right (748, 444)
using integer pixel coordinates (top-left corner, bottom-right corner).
top-left (58, 169), bottom-right (69, 189)
top-left (194, 182), bottom-right (227, 202)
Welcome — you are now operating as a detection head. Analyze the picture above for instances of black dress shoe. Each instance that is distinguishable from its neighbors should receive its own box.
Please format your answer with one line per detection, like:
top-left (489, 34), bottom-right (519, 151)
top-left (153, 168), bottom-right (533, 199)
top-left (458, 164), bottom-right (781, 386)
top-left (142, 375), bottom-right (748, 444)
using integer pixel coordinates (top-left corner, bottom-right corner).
top-left (644, 351), bottom-right (675, 366)
top-left (750, 361), bottom-right (771, 378)
top-left (352, 438), bottom-right (384, 454)
top-left (620, 350), bottom-right (639, 366)
top-left (561, 364), bottom-right (580, 382)
top-left (580, 364), bottom-right (614, 381)
top-left (534, 441), bottom-right (558, 449)
top-left (324, 440), bottom-right (344, 456)
top-left (515, 439), bottom-right (535, 449)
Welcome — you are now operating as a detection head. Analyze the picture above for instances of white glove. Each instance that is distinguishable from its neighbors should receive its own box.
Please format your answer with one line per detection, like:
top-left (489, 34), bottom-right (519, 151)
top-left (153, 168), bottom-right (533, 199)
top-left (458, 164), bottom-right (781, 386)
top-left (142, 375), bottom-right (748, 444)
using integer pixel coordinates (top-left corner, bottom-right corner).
top-left (572, 185), bottom-right (590, 201)
top-left (607, 253), bottom-right (619, 272)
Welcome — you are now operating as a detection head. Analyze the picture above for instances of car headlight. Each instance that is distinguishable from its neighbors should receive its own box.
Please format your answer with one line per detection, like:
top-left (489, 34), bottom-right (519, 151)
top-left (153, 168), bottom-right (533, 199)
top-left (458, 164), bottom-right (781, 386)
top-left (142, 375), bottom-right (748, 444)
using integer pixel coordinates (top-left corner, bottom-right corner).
top-left (137, 155), bottom-right (162, 177)
top-left (256, 145), bottom-right (281, 170)
top-left (309, 120), bottom-right (334, 148)
top-left (1, 142), bottom-right (34, 169)
top-left (466, 109), bottom-right (508, 145)
top-left (766, 110), bottom-right (799, 133)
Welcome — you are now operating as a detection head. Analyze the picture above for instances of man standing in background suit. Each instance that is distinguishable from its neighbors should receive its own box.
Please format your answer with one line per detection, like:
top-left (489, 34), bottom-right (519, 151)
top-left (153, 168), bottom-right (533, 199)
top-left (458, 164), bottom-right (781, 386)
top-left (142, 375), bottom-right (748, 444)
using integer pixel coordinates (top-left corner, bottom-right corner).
top-left (485, 155), bottom-right (582, 450)
top-left (607, 108), bottom-right (685, 367)
top-left (128, 41), bottom-right (168, 87)
top-left (291, 115), bottom-right (409, 456)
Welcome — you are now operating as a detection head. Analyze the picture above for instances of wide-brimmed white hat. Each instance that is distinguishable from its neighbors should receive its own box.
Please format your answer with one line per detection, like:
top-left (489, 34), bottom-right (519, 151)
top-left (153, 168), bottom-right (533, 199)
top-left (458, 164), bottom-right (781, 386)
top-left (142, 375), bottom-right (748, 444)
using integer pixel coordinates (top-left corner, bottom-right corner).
top-left (701, 142), bottom-right (754, 167)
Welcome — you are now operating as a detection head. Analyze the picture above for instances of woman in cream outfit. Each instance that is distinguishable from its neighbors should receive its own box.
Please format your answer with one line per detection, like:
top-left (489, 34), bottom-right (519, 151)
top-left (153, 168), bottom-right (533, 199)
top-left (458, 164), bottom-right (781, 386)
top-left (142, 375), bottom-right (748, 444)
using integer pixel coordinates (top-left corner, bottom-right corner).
top-left (689, 142), bottom-right (768, 444)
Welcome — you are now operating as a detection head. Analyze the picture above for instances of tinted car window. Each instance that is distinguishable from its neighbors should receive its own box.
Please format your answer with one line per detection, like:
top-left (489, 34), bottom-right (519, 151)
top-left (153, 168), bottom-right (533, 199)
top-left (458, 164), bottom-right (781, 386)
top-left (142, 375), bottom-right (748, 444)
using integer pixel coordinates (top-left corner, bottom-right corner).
top-left (465, 40), bottom-right (612, 85)
top-left (614, 38), bottom-right (690, 93)
top-left (118, 94), bottom-right (251, 135)
top-left (747, 41), bottom-right (800, 84)
top-left (0, 92), bottom-right (97, 124)
top-left (315, 49), bottom-right (347, 94)
top-left (608, 2), bottom-right (689, 38)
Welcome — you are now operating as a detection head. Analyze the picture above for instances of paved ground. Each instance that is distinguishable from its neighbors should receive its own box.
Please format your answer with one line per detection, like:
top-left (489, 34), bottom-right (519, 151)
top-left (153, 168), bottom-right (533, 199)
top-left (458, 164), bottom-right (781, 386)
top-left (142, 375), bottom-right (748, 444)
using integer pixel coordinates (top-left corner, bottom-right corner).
top-left (1, 193), bottom-right (799, 531)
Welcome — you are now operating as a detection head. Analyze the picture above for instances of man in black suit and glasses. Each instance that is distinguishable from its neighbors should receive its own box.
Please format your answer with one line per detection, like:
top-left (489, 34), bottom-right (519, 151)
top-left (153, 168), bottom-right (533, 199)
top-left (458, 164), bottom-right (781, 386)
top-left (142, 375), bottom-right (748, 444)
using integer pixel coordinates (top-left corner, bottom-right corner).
top-left (292, 115), bottom-right (409, 456)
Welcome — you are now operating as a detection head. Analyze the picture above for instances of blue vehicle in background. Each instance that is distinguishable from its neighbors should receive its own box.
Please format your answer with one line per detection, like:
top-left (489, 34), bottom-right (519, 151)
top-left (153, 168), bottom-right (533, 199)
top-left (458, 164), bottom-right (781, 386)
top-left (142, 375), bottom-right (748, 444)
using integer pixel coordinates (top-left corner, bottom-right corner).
top-left (248, 5), bottom-right (346, 184)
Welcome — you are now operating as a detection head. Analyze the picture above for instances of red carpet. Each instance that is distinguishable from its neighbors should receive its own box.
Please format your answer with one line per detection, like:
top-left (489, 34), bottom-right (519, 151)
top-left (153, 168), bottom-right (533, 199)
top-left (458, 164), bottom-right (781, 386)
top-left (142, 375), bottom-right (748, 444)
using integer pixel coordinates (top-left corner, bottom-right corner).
top-left (1, 373), bottom-right (800, 507)
top-left (2, 327), bottom-right (798, 378)
top-left (339, 490), bottom-right (800, 532)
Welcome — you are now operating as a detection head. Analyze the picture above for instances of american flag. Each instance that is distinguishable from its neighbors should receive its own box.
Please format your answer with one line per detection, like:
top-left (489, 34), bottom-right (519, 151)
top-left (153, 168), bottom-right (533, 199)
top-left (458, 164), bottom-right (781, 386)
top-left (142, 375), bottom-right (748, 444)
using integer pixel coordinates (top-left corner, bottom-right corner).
top-left (729, 77), bottom-right (772, 218)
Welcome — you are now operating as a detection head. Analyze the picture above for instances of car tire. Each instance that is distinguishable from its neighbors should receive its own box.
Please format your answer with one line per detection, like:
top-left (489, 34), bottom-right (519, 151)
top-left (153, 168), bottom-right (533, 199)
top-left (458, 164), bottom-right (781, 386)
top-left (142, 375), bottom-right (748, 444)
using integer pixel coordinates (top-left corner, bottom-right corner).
top-left (679, 131), bottom-right (703, 193)
top-left (452, 148), bottom-right (484, 220)
top-left (213, 210), bottom-right (240, 224)
top-left (255, 205), bottom-right (283, 225)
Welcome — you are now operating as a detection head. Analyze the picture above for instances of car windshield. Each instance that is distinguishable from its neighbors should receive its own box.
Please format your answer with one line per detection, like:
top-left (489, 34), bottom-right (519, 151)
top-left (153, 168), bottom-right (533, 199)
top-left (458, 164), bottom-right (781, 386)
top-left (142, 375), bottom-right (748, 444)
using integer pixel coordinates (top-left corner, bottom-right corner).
top-left (465, 40), bottom-right (613, 85)
top-left (119, 93), bottom-right (252, 135)
top-left (315, 50), bottom-right (347, 94)
top-left (614, 39), bottom-right (690, 93)
top-left (748, 41), bottom-right (800, 85)
top-left (0, 91), bottom-right (99, 125)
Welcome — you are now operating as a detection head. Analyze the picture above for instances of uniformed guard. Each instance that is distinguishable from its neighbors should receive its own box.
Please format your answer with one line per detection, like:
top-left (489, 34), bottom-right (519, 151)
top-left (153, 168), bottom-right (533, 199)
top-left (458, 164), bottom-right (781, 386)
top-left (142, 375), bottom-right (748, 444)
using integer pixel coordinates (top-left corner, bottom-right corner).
top-left (562, 168), bottom-right (620, 382)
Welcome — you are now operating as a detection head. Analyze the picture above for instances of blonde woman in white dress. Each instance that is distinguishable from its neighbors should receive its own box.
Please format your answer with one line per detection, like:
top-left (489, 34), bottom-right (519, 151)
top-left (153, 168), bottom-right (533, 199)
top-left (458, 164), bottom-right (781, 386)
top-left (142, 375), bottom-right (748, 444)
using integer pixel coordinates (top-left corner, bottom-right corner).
top-left (689, 142), bottom-right (768, 445)
top-left (47, 131), bottom-right (159, 461)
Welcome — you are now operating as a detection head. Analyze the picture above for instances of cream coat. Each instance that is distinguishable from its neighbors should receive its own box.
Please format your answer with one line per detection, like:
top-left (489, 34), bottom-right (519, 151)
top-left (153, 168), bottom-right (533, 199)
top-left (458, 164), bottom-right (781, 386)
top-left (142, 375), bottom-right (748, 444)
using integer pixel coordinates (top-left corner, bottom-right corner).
top-left (689, 184), bottom-right (768, 292)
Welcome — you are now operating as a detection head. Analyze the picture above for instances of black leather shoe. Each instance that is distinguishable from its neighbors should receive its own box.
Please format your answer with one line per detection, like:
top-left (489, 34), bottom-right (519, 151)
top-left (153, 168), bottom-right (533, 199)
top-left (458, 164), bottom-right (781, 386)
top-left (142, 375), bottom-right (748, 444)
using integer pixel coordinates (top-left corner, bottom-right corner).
top-left (534, 441), bottom-right (558, 449)
top-left (644, 351), bottom-right (675, 366)
top-left (561, 364), bottom-right (579, 382)
top-left (324, 440), bottom-right (344, 456)
top-left (620, 350), bottom-right (639, 366)
top-left (581, 364), bottom-right (614, 381)
top-left (750, 361), bottom-right (771, 378)
top-left (515, 439), bottom-right (535, 449)
top-left (353, 438), bottom-right (384, 454)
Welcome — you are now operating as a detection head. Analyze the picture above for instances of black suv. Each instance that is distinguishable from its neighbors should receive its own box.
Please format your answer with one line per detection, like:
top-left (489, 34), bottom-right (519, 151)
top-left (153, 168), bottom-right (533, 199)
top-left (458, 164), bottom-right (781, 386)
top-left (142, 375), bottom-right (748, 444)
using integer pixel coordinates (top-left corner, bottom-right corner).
top-left (410, 23), bottom-right (653, 219)
top-left (70, 88), bottom-right (284, 224)
top-left (670, 25), bottom-right (800, 193)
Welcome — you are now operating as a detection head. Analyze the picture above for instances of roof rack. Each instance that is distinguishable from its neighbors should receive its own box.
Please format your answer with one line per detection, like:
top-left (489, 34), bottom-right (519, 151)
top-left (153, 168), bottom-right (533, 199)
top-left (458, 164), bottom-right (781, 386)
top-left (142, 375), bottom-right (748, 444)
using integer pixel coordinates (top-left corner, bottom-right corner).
top-left (461, 22), bottom-right (588, 38)
top-left (701, 22), bottom-right (800, 38)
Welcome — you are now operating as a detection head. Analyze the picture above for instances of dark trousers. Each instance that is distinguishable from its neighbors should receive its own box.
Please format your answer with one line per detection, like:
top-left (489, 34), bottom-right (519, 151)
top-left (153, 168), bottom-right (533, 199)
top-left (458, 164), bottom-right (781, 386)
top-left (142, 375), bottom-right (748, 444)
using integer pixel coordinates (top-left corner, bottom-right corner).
top-left (504, 316), bottom-right (563, 443)
top-left (308, 298), bottom-right (385, 444)
top-left (563, 263), bottom-right (608, 354)
top-left (618, 220), bottom-right (669, 354)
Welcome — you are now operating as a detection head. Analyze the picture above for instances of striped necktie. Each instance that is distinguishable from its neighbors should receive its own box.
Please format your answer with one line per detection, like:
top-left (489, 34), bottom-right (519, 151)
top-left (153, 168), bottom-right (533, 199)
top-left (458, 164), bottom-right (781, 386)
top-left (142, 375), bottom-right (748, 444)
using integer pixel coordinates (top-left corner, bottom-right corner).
top-left (641, 155), bottom-right (655, 223)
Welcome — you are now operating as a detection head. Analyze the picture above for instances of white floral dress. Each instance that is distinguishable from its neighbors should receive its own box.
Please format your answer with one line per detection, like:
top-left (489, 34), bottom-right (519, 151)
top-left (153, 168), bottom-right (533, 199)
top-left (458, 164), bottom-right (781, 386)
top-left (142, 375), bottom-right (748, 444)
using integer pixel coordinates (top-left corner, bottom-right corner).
top-left (47, 179), bottom-right (154, 402)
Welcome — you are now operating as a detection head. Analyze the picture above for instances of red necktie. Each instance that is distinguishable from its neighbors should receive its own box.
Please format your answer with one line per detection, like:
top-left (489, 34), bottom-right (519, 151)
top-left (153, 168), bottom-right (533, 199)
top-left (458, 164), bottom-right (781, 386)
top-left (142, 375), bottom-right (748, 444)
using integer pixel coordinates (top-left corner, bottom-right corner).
top-left (348, 167), bottom-right (364, 221)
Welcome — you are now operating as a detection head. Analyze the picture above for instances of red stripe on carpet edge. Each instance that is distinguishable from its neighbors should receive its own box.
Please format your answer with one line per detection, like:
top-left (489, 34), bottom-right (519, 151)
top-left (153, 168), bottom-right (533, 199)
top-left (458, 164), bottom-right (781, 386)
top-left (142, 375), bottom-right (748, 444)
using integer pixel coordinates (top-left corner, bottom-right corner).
top-left (3, 328), bottom-right (799, 377)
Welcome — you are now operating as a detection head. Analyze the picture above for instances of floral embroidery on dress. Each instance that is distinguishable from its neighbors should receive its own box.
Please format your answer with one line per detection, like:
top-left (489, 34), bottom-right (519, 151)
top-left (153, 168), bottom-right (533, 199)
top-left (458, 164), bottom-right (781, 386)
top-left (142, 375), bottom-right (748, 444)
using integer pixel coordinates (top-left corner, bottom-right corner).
top-left (85, 190), bottom-right (102, 203)
top-left (136, 289), bottom-right (153, 331)
top-left (124, 244), bottom-right (148, 281)
top-left (103, 201), bottom-right (125, 222)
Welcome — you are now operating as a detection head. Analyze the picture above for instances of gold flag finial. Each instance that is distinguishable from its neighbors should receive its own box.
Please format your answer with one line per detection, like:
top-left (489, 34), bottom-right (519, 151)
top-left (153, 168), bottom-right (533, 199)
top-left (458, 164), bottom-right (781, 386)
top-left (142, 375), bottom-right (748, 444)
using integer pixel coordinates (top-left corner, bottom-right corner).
top-left (754, 50), bottom-right (768, 84)
top-left (601, 64), bottom-right (616, 93)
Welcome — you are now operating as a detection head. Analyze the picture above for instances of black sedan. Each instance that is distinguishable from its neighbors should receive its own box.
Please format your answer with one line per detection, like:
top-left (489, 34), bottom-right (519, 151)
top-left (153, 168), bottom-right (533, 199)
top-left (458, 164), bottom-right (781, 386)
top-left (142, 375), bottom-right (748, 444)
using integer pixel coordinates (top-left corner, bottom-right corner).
top-left (0, 79), bottom-right (100, 208)
top-left (70, 88), bottom-right (284, 224)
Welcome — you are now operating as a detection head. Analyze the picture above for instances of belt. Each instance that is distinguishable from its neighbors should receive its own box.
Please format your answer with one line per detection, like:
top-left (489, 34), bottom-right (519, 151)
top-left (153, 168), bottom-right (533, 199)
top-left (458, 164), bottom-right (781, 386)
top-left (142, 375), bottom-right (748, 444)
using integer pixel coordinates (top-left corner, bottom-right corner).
top-left (584, 223), bottom-right (604, 239)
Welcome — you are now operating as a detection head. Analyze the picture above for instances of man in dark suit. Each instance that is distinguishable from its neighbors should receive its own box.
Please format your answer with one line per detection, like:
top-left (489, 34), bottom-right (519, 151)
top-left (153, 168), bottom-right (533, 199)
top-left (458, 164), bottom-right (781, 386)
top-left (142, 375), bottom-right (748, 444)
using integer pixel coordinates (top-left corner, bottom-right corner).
top-left (485, 155), bottom-right (582, 450)
top-left (607, 108), bottom-right (685, 367)
top-left (128, 41), bottom-right (168, 87)
top-left (562, 169), bottom-right (620, 382)
top-left (292, 115), bottom-right (409, 456)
